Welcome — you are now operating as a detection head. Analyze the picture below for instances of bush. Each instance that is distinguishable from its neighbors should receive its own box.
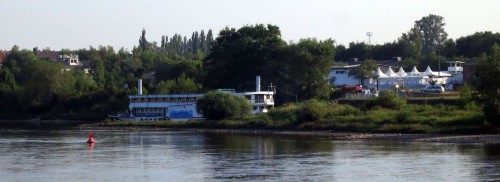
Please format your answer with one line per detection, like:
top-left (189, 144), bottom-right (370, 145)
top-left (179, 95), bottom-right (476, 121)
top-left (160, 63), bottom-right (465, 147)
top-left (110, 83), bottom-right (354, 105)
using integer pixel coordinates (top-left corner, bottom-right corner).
top-left (298, 99), bottom-right (331, 122)
top-left (365, 90), bottom-right (406, 110)
top-left (196, 91), bottom-right (252, 120)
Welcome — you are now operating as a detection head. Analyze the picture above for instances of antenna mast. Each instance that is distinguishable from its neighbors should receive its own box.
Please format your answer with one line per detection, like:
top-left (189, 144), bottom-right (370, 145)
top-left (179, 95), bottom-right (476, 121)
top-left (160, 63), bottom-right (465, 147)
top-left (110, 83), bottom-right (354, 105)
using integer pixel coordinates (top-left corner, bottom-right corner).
top-left (366, 32), bottom-right (373, 45)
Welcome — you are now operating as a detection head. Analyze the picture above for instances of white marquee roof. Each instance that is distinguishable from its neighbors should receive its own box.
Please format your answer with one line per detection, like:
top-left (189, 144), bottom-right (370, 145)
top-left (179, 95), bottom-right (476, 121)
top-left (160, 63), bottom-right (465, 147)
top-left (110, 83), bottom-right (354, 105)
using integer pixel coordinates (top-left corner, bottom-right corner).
top-left (409, 66), bottom-right (420, 76)
top-left (375, 67), bottom-right (387, 78)
top-left (397, 67), bottom-right (408, 76)
top-left (423, 66), bottom-right (436, 76)
top-left (385, 66), bottom-right (400, 77)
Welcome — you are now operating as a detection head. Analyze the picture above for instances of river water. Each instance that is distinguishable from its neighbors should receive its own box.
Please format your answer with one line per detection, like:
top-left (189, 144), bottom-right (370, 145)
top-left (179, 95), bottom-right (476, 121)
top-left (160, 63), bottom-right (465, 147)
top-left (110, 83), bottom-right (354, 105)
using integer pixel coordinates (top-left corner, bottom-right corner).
top-left (0, 130), bottom-right (499, 181)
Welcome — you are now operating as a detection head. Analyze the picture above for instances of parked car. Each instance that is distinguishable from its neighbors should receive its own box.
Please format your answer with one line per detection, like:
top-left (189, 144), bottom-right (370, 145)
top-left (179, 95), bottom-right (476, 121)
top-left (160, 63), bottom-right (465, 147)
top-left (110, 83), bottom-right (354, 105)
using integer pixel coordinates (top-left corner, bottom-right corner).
top-left (421, 85), bottom-right (445, 93)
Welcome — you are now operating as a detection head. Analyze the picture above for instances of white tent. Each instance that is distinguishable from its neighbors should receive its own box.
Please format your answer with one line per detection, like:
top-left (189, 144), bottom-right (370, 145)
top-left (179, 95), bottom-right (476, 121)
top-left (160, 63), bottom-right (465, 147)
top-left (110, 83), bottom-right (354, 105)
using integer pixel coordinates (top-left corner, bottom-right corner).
top-left (375, 67), bottom-right (387, 78)
top-left (397, 67), bottom-right (408, 76)
top-left (385, 66), bottom-right (399, 77)
top-left (409, 66), bottom-right (420, 76)
top-left (423, 66), bottom-right (436, 76)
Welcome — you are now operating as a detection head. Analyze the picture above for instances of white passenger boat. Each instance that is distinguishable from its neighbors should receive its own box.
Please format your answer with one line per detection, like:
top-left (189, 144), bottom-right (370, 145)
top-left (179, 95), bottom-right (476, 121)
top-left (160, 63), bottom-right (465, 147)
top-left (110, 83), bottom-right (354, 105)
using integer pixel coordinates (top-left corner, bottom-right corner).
top-left (109, 76), bottom-right (275, 121)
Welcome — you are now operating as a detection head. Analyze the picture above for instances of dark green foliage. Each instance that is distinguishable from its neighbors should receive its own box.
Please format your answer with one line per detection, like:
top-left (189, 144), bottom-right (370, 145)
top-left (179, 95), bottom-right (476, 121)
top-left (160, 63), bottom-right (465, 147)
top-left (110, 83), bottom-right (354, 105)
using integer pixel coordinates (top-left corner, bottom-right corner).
top-left (196, 91), bottom-right (252, 120)
top-left (458, 84), bottom-right (479, 111)
top-left (414, 14), bottom-right (448, 57)
top-left (3, 22), bottom-right (500, 126)
top-left (203, 24), bottom-right (286, 91)
top-left (279, 38), bottom-right (335, 101)
top-left (348, 59), bottom-right (377, 86)
top-left (330, 89), bottom-right (343, 100)
top-left (155, 74), bottom-right (202, 94)
top-left (365, 90), bottom-right (406, 110)
top-left (154, 59), bottom-right (202, 83)
top-left (343, 42), bottom-right (371, 61)
top-left (158, 29), bottom-right (213, 59)
top-left (475, 44), bottom-right (500, 125)
top-left (203, 24), bottom-right (334, 103)
top-left (298, 99), bottom-right (331, 122)
top-left (139, 28), bottom-right (148, 50)
top-left (455, 31), bottom-right (500, 58)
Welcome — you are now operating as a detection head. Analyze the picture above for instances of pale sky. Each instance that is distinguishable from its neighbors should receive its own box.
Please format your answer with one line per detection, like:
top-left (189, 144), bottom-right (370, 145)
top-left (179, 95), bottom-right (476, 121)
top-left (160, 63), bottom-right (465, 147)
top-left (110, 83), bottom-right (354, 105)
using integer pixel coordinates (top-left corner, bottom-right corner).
top-left (1, 0), bottom-right (499, 51)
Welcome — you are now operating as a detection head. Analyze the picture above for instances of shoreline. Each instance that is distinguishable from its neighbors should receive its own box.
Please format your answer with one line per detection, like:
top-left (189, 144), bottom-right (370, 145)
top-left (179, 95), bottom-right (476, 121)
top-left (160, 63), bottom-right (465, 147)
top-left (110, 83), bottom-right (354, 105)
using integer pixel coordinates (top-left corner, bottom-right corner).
top-left (75, 124), bottom-right (500, 144)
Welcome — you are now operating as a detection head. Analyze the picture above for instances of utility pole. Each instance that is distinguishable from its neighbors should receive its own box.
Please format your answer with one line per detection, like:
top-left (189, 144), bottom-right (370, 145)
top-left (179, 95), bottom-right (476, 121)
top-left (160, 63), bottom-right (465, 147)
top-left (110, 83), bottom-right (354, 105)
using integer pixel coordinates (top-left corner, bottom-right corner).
top-left (366, 32), bottom-right (373, 45)
top-left (268, 83), bottom-right (276, 94)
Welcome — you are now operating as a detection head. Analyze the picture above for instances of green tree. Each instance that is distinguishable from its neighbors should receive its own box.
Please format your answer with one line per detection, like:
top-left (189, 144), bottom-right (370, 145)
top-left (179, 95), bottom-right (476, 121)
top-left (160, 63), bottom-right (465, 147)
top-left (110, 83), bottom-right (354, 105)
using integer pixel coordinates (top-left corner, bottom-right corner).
top-left (475, 44), bottom-right (500, 125)
top-left (0, 67), bottom-right (19, 91)
top-left (344, 42), bottom-right (372, 61)
top-left (155, 74), bottom-right (202, 94)
top-left (0, 69), bottom-right (22, 113)
top-left (72, 69), bottom-right (97, 96)
top-left (455, 31), bottom-right (500, 58)
top-left (414, 14), bottom-right (448, 57)
top-left (278, 38), bottom-right (335, 101)
top-left (365, 90), bottom-right (406, 110)
top-left (397, 27), bottom-right (423, 59)
top-left (458, 83), bottom-right (479, 111)
top-left (348, 59), bottom-right (377, 86)
top-left (20, 61), bottom-right (65, 110)
top-left (206, 29), bottom-right (214, 52)
top-left (139, 28), bottom-right (148, 50)
top-left (200, 30), bottom-right (206, 53)
top-left (203, 24), bottom-right (286, 91)
top-left (196, 91), bottom-right (252, 120)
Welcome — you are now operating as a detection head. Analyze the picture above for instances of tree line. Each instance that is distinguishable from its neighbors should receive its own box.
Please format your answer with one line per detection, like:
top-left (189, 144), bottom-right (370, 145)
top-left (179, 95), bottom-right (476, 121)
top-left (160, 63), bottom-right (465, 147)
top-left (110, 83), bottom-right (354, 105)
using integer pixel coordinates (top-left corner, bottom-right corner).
top-left (335, 15), bottom-right (500, 71)
top-left (0, 14), bottom-right (499, 123)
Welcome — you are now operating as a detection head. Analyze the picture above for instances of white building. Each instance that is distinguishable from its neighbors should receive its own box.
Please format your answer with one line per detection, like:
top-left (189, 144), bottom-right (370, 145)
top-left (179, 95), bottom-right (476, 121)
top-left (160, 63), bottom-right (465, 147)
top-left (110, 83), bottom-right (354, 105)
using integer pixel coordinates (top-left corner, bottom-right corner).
top-left (329, 65), bottom-right (359, 86)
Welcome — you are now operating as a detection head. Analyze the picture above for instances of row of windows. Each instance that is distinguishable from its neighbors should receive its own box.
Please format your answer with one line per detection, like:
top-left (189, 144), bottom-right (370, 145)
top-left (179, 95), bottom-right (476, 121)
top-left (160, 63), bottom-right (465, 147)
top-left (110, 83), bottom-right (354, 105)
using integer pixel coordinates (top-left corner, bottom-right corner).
top-left (335, 70), bottom-right (347, 74)
top-left (131, 97), bottom-right (199, 103)
top-left (133, 107), bottom-right (166, 112)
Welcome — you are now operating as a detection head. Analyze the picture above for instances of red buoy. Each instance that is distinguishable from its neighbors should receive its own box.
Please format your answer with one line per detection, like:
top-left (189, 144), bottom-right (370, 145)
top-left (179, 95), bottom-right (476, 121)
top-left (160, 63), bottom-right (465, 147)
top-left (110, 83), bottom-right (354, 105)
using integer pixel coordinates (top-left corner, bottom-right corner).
top-left (87, 132), bottom-right (95, 143)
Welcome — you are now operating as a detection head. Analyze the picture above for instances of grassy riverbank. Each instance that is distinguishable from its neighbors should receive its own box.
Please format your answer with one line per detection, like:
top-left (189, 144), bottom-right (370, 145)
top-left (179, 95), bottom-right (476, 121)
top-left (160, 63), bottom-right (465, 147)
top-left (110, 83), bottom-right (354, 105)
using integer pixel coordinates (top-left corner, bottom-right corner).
top-left (97, 100), bottom-right (494, 134)
top-left (3, 91), bottom-right (495, 134)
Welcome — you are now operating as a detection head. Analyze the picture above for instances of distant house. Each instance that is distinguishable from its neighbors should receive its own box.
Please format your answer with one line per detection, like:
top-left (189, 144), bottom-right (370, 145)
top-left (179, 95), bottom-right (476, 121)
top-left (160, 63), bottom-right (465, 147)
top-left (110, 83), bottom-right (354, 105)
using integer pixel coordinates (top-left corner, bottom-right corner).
top-left (36, 50), bottom-right (60, 61)
top-left (58, 54), bottom-right (91, 73)
top-left (61, 54), bottom-right (79, 66)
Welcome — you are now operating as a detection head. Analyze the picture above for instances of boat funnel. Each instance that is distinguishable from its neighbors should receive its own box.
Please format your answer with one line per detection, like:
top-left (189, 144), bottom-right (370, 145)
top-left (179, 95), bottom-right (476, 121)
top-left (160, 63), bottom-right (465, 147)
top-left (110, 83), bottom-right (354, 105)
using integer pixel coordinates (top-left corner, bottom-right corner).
top-left (256, 76), bottom-right (261, 92)
top-left (138, 79), bottom-right (142, 95)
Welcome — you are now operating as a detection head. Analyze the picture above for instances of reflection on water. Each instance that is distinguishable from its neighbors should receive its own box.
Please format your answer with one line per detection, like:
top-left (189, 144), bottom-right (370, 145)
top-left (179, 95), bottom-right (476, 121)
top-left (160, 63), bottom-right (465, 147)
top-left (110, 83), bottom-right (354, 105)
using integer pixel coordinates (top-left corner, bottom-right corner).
top-left (0, 130), bottom-right (499, 181)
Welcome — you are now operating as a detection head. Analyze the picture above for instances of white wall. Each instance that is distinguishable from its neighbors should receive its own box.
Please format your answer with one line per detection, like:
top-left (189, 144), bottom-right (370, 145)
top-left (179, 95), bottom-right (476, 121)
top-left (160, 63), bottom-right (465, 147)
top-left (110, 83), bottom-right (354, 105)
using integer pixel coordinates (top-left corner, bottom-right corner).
top-left (329, 68), bottom-right (359, 86)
